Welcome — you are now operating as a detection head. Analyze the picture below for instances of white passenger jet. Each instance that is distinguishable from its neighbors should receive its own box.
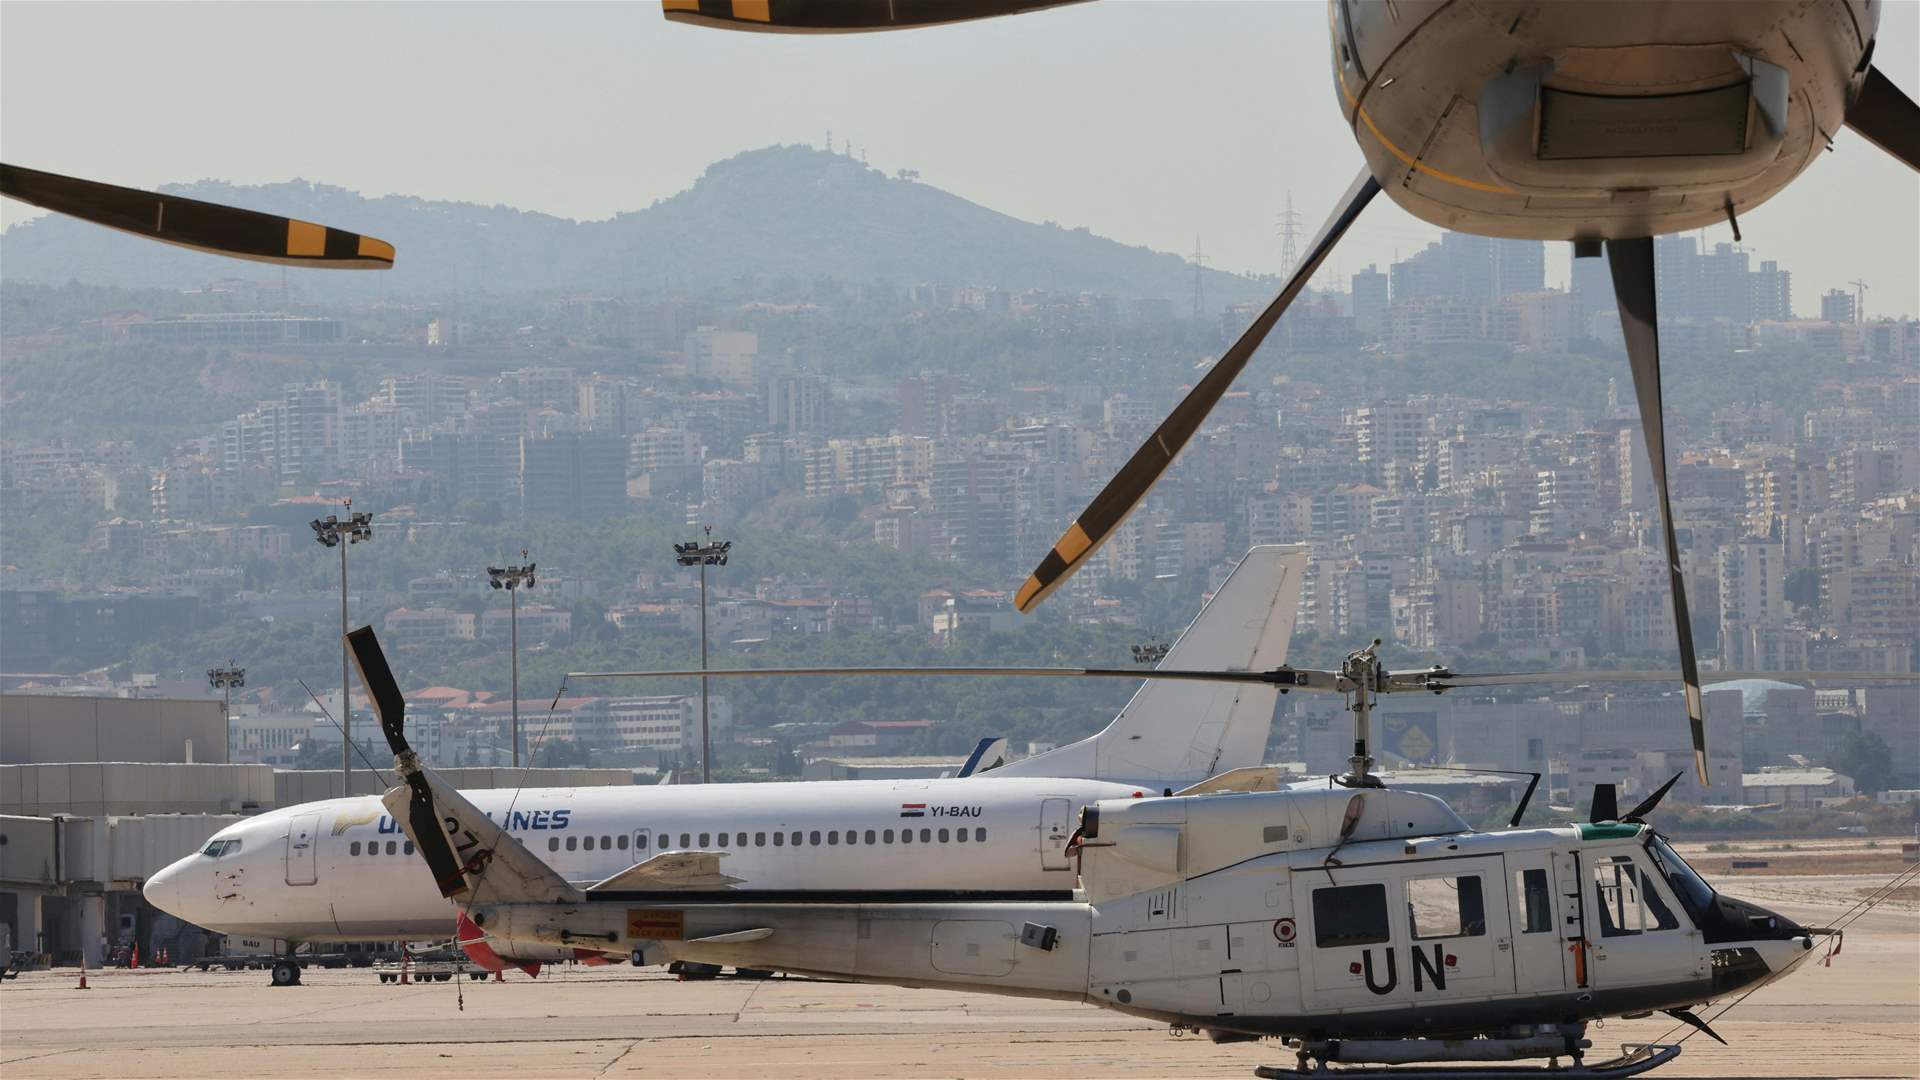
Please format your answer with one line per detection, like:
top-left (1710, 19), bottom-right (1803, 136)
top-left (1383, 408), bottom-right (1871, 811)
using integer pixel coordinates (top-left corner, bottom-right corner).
top-left (144, 547), bottom-right (1305, 983)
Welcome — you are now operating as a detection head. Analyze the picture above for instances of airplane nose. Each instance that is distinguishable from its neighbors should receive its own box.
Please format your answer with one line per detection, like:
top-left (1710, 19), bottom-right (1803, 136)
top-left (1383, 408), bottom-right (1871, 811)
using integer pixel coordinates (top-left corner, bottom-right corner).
top-left (143, 860), bottom-right (184, 918)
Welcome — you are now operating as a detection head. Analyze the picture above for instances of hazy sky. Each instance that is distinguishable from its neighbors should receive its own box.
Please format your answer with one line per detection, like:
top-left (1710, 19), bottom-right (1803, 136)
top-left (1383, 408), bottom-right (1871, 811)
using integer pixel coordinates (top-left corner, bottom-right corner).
top-left (3, 2), bottom-right (1916, 316)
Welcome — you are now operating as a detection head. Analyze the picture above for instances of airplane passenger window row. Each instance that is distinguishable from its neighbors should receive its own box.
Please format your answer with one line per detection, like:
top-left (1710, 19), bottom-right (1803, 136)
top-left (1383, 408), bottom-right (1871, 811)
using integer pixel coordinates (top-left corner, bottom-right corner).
top-left (347, 840), bottom-right (415, 856)
top-left (544, 827), bottom-right (990, 853)
top-left (548, 834), bottom-right (632, 852)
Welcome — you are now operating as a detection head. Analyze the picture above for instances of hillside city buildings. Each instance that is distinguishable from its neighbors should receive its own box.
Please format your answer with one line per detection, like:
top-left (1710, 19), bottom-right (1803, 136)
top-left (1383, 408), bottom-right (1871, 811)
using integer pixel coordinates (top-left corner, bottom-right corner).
top-left (4, 230), bottom-right (1915, 798)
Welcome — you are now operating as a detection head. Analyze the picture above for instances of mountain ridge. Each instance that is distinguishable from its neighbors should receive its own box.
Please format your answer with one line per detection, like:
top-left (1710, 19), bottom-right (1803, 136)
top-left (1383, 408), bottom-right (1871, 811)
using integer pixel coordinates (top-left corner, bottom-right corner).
top-left (0, 145), bottom-right (1268, 306)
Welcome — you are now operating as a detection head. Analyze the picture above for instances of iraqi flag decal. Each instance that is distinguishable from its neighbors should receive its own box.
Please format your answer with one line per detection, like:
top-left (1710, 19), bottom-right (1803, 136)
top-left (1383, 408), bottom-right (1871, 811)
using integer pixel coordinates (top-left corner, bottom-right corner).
top-left (899, 803), bottom-right (926, 818)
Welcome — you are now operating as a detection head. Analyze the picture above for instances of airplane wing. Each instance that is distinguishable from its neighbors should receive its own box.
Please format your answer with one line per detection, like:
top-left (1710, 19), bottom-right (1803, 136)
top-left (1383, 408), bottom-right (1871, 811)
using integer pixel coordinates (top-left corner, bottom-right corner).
top-left (587, 851), bottom-right (744, 892)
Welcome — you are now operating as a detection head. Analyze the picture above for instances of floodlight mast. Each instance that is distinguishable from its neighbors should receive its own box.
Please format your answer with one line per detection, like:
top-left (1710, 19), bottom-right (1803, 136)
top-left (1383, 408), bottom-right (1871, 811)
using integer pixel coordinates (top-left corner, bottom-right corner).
top-left (311, 501), bottom-right (373, 786)
top-left (207, 662), bottom-right (245, 723)
top-left (487, 553), bottom-right (537, 767)
top-left (674, 525), bottom-right (731, 784)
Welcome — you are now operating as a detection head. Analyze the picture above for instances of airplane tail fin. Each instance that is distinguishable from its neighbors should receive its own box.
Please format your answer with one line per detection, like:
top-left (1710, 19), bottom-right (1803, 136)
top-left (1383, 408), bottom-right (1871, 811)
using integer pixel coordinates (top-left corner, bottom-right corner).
top-left (348, 626), bottom-right (582, 906)
top-left (992, 545), bottom-right (1306, 790)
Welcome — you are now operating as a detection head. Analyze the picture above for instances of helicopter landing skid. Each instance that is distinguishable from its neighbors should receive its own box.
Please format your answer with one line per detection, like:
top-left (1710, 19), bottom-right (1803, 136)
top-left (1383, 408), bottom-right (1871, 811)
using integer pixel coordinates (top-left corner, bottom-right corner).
top-left (1255, 1042), bottom-right (1680, 1079)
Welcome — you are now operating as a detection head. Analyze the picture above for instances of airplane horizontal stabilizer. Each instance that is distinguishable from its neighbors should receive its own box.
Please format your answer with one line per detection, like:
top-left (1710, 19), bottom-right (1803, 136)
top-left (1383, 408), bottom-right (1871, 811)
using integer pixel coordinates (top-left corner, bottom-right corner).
top-left (586, 851), bottom-right (744, 892)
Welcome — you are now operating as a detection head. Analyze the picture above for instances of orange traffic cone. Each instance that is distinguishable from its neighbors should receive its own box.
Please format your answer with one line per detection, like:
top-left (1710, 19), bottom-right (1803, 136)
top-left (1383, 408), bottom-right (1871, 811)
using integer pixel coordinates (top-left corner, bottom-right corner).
top-left (493, 969), bottom-right (504, 982)
top-left (77, 957), bottom-right (89, 990)
top-left (129, 943), bottom-right (139, 970)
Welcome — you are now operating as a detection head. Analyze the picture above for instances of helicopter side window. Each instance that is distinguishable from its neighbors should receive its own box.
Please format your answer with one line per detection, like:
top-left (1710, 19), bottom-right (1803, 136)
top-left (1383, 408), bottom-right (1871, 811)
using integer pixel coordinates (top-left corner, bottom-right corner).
top-left (1406, 875), bottom-right (1486, 940)
top-left (1515, 869), bottom-right (1554, 934)
top-left (1312, 883), bottom-right (1390, 949)
top-left (1591, 855), bottom-right (1680, 937)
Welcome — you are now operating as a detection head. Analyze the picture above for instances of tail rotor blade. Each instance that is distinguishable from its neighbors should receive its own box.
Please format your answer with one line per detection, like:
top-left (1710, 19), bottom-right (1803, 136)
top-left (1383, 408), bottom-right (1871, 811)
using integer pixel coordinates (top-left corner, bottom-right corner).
top-left (0, 163), bottom-right (395, 269)
top-left (1017, 168), bottom-right (1380, 611)
top-left (1608, 237), bottom-right (1708, 786)
top-left (1845, 66), bottom-right (1920, 172)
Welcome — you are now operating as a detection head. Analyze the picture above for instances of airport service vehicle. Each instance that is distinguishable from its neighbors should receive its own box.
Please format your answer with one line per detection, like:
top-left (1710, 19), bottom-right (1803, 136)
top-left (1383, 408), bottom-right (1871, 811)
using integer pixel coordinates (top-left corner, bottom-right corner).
top-left (366, 627), bottom-right (1918, 1079)
top-left (667, 0), bottom-right (1920, 796)
top-left (142, 547), bottom-right (1306, 986)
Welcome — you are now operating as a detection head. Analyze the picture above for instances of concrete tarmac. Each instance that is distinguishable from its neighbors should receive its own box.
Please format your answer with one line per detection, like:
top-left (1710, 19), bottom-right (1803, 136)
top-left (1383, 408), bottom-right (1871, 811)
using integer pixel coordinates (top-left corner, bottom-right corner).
top-left (2, 876), bottom-right (1912, 1079)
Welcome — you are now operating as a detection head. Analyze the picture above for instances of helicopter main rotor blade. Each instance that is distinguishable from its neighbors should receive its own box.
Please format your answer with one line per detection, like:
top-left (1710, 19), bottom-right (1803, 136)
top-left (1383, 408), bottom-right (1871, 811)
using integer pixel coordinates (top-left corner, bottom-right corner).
top-left (662, 0), bottom-right (1082, 33)
top-left (1016, 168), bottom-right (1380, 612)
top-left (0, 163), bottom-right (395, 269)
top-left (1845, 65), bottom-right (1920, 172)
top-left (1607, 236), bottom-right (1709, 787)
top-left (570, 664), bottom-right (1313, 686)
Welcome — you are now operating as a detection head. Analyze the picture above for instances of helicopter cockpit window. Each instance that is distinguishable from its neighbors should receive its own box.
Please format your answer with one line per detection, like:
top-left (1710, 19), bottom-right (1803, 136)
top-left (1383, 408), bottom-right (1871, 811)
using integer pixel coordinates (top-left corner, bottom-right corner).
top-left (1407, 874), bottom-right (1486, 939)
top-left (1312, 883), bottom-right (1390, 949)
top-left (1592, 855), bottom-right (1680, 937)
top-left (1646, 834), bottom-right (1716, 915)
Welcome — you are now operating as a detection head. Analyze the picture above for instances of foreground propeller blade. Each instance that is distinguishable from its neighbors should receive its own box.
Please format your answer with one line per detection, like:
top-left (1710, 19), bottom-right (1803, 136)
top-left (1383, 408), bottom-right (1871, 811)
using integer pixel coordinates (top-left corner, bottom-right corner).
top-left (1623, 771), bottom-right (1684, 823)
top-left (347, 626), bottom-right (468, 897)
top-left (1608, 236), bottom-right (1707, 786)
top-left (662, 0), bottom-right (1079, 33)
top-left (0, 163), bottom-right (395, 269)
top-left (1845, 66), bottom-right (1920, 172)
top-left (1017, 169), bottom-right (1381, 611)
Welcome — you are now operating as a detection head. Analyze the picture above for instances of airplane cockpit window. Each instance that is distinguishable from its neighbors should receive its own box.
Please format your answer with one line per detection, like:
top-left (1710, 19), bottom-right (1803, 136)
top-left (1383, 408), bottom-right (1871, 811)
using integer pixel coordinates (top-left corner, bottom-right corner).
top-left (1592, 855), bottom-right (1680, 936)
top-left (1407, 875), bottom-right (1486, 939)
top-left (1312, 883), bottom-right (1391, 948)
top-left (201, 838), bottom-right (241, 857)
top-left (1516, 869), bottom-right (1553, 933)
top-left (1646, 834), bottom-right (1716, 914)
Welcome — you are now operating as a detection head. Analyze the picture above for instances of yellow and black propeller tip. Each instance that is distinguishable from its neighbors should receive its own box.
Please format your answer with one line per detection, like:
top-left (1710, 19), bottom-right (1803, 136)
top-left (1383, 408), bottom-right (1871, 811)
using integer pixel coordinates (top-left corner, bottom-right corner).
top-left (662, 0), bottom-right (1081, 34)
top-left (1015, 170), bottom-right (1382, 613)
top-left (0, 163), bottom-right (394, 270)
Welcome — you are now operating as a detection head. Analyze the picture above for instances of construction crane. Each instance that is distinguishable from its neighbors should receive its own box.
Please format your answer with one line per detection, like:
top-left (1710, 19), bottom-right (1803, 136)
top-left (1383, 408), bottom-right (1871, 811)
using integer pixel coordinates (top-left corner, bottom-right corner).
top-left (1848, 279), bottom-right (1869, 323)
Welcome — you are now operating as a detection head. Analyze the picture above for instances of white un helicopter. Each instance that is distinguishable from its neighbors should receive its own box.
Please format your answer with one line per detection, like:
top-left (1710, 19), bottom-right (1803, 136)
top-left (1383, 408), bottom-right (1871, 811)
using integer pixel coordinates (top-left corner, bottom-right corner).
top-left (350, 622), bottom-right (1917, 1079)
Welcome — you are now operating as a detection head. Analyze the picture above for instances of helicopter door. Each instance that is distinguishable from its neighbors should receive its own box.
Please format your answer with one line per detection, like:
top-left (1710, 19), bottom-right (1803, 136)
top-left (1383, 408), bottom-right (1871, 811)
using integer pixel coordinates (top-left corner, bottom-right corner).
top-left (1581, 851), bottom-right (1696, 989)
top-left (1297, 867), bottom-right (1412, 1012)
top-left (1506, 854), bottom-right (1565, 994)
top-left (1400, 857), bottom-right (1515, 999)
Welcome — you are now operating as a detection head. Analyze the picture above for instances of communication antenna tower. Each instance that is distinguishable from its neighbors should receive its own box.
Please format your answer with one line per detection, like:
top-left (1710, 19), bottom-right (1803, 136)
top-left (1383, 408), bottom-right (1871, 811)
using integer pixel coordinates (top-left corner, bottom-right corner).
top-left (1189, 235), bottom-right (1210, 320)
top-left (825, 128), bottom-right (833, 154)
top-left (1848, 279), bottom-right (1869, 323)
top-left (1275, 190), bottom-right (1302, 274)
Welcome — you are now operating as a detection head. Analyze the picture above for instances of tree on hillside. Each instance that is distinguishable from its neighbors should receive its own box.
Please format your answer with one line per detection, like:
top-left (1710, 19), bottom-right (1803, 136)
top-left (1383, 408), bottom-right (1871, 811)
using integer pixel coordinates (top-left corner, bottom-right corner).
top-left (1829, 731), bottom-right (1894, 796)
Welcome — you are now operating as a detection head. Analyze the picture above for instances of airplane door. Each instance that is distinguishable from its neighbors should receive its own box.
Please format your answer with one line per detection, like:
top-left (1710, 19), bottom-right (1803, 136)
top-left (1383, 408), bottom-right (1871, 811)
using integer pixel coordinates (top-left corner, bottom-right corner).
top-left (630, 829), bottom-right (652, 864)
top-left (1039, 798), bottom-right (1072, 871)
top-left (1505, 853), bottom-right (1566, 995)
top-left (285, 813), bottom-right (319, 886)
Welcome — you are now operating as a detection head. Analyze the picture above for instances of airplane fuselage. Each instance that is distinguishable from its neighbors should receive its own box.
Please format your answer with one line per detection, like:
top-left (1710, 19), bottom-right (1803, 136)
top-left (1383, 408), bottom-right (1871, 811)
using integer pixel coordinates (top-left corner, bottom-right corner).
top-left (146, 775), bottom-right (1147, 941)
